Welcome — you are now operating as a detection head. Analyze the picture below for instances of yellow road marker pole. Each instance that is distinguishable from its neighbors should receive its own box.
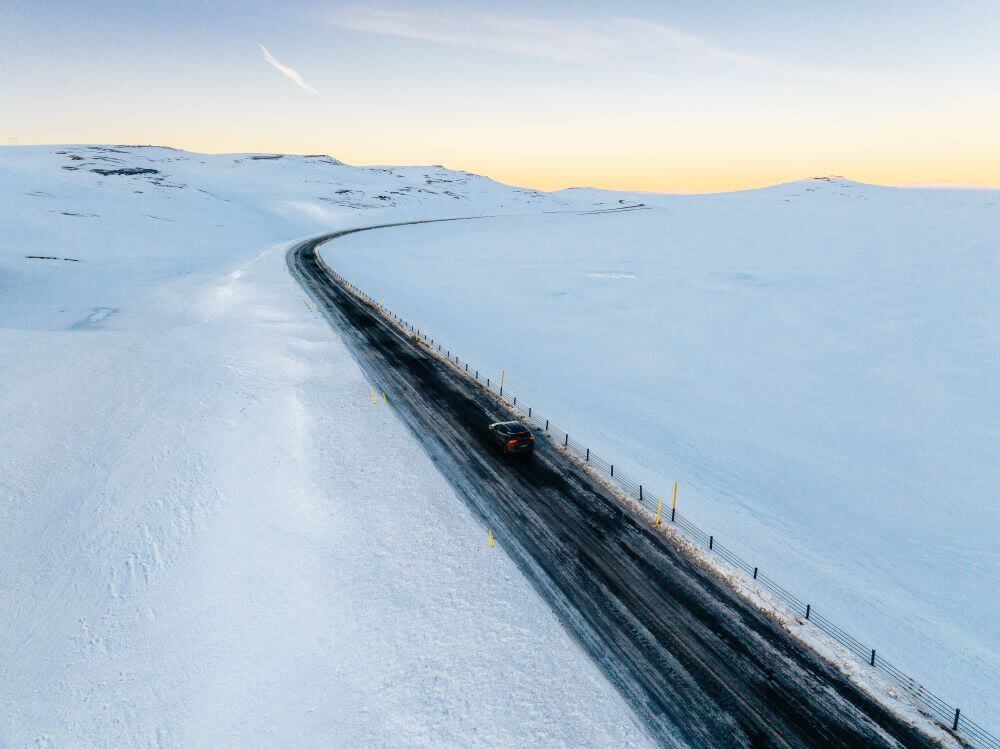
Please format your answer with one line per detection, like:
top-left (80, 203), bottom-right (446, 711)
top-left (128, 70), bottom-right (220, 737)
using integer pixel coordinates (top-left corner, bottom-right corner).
top-left (370, 386), bottom-right (376, 405)
top-left (655, 496), bottom-right (663, 526)
top-left (488, 530), bottom-right (495, 548)
top-left (671, 481), bottom-right (678, 522)
top-left (382, 390), bottom-right (387, 404)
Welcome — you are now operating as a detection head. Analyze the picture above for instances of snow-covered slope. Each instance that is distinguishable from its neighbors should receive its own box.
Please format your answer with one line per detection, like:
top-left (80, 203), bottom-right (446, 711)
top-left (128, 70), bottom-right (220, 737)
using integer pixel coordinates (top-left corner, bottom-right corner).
top-left (321, 177), bottom-right (1000, 733)
top-left (0, 146), bottom-right (654, 746)
top-left (0, 145), bottom-right (583, 332)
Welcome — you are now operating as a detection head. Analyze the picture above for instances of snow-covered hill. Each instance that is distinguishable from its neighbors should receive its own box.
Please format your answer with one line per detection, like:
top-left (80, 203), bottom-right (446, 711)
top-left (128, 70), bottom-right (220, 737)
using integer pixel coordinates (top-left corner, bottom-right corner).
top-left (0, 145), bottom-right (589, 332)
top-left (321, 177), bottom-right (1000, 734)
top-left (0, 146), bottom-right (654, 746)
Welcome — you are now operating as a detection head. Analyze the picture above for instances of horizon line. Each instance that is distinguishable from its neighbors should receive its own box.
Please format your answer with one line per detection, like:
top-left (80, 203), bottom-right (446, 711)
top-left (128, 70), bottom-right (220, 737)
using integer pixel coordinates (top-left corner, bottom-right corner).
top-left (3, 142), bottom-right (999, 196)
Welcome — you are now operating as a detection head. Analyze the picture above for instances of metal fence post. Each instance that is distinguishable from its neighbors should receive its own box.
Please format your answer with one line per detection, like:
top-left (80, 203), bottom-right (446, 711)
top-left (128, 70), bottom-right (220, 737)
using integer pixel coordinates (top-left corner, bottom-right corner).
top-left (805, 604), bottom-right (811, 620)
top-left (709, 535), bottom-right (713, 550)
top-left (586, 448), bottom-right (589, 461)
top-left (545, 420), bottom-right (549, 431)
top-left (564, 434), bottom-right (568, 447)
top-left (528, 407), bottom-right (531, 417)
top-left (870, 649), bottom-right (876, 666)
top-left (610, 464), bottom-right (614, 477)
top-left (753, 567), bottom-right (758, 579)
top-left (953, 709), bottom-right (960, 731)
top-left (640, 485), bottom-right (643, 501)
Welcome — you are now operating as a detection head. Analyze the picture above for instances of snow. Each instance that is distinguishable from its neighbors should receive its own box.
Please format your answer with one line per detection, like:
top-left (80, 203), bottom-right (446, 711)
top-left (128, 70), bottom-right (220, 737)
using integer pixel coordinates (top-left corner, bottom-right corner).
top-left (319, 177), bottom-right (1000, 735)
top-left (0, 146), bottom-right (652, 746)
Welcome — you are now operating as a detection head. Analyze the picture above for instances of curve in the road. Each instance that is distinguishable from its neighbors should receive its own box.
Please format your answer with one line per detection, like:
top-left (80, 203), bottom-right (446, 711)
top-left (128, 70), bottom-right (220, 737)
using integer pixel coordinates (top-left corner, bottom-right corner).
top-left (287, 220), bottom-right (940, 749)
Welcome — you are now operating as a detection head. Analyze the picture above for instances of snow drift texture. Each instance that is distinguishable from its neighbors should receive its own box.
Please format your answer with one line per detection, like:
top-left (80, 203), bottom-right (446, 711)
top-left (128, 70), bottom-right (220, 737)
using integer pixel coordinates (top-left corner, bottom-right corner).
top-left (0, 146), bottom-right (652, 747)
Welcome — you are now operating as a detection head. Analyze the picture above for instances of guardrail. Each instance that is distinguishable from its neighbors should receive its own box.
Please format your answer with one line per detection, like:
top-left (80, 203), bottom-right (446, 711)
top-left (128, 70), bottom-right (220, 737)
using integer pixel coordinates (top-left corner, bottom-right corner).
top-left (324, 261), bottom-right (998, 749)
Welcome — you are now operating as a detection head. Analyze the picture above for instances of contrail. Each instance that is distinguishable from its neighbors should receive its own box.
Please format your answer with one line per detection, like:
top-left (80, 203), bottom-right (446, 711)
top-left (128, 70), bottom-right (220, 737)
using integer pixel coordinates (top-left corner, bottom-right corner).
top-left (259, 45), bottom-right (318, 94)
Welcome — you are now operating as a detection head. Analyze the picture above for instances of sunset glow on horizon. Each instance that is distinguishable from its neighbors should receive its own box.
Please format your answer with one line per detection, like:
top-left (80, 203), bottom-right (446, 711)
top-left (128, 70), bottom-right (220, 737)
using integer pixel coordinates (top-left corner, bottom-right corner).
top-left (3, 1), bottom-right (999, 193)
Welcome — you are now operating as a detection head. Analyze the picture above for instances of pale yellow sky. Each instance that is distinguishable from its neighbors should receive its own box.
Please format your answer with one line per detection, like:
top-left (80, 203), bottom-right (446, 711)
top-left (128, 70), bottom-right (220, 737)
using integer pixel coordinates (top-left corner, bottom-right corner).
top-left (167, 116), bottom-right (1000, 193)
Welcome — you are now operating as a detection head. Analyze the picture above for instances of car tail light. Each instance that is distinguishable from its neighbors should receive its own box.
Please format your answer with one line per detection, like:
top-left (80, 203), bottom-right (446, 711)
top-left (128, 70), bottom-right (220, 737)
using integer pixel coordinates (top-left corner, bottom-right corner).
top-left (507, 438), bottom-right (518, 445)
top-left (529, 435), bottom-right (535, 441)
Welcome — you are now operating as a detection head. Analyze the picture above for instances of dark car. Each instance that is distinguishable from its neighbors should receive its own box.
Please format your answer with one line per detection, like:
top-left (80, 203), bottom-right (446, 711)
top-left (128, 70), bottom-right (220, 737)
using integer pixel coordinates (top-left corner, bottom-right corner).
top-left (488, 420), bottom-right (535, 455)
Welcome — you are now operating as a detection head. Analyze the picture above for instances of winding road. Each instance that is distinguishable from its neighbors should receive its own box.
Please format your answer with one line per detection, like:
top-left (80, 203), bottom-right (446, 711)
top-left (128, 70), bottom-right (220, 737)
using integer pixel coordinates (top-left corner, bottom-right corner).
top-left (287, 220), bottom-right (939, 748)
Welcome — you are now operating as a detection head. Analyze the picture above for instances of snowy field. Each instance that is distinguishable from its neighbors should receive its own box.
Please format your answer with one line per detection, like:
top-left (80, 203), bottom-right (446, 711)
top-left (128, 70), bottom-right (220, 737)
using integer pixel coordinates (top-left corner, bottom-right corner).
top-left (321, 179), bottom-right (1000, 732)
top-left (0, 147), bottom-right (654, 746)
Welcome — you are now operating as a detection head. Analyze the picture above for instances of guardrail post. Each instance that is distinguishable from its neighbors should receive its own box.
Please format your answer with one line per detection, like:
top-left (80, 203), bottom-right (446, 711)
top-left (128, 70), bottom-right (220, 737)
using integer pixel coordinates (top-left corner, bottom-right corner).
top-left (870, 649), bottom-right (876, 666)
top-left (639, 485), bottom-right (643, 501)
top-left (586, 448), bottom-right (589, 461)
top-left (709, 535), bottom-right (713, 550)
top-left (805, 604), bottom-right (811, 620)
top-left (545, 420), bottom-right (549, 431)
top-left (475, 370), bottom-right (478, 379)
top-left (564, 434), bottom-right (568, 447)
top-left (465, 363), bottom-right (469, 372)
top-left (753, 567), bottom-right (758, 579)
top-left (953, 708), bottom-right (960, 731)
top-left (513, 397), bottom-right (516, 406)
top-left (610, 464), bottom-right (614, 477)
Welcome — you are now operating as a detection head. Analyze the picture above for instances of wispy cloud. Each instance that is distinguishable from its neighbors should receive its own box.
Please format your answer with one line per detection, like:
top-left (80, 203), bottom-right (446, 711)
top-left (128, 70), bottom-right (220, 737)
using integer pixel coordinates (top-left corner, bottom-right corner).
top-left (259, 45), bottom-right (318, 94)
top-left (322, 6), bottom-right (765, 67)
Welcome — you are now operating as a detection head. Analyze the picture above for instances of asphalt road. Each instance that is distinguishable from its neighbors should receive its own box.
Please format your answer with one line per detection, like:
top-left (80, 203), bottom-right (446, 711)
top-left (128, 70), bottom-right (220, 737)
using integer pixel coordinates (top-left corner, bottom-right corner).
top-left (287, 221), bottom-right (939, 749)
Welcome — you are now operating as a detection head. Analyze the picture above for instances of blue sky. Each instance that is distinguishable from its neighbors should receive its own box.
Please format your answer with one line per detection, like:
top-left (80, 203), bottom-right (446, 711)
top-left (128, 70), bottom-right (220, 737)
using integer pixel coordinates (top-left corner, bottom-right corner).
top-left (3, 1), bottom-right (998, 190)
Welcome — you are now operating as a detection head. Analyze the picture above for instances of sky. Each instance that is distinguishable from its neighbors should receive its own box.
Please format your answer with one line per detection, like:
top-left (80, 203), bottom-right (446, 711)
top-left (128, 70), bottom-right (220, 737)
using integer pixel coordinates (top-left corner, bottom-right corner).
top-left (2, 0), bottom-right (999, 192)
